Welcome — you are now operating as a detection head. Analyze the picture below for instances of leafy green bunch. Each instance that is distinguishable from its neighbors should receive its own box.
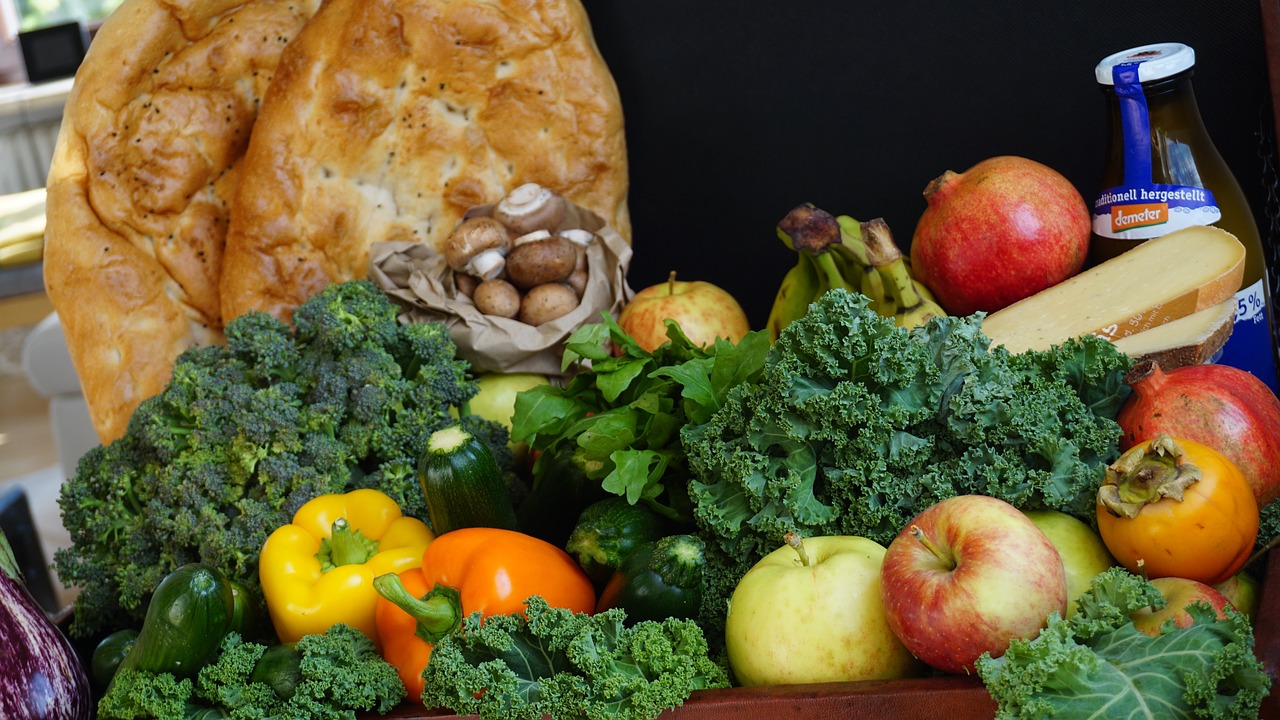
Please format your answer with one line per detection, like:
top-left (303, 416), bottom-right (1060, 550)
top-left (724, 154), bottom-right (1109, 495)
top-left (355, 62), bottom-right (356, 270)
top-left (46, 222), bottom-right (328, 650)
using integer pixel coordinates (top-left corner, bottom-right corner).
top-left (421, 596), bottom-right (729, 720)
top-left (683, 289), bottom-right (1133, 635)
top-left (977, 567), bottom-right (1270, 719)
top-left (512, 314), bottom-right (770, 527)
top-left (98, 624), bottom-right (406, 720)
top-left (55, 280), bottom-right (511, 638)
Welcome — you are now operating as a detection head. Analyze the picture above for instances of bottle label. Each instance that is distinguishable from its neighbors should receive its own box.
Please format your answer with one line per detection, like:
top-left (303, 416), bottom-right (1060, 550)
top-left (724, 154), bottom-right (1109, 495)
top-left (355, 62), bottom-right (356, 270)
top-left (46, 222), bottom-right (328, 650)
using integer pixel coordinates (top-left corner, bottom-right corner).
top-left (1092, 61), bottom-right (1223, 240)
top-left (1214, 279), bottom-right (1280, 393)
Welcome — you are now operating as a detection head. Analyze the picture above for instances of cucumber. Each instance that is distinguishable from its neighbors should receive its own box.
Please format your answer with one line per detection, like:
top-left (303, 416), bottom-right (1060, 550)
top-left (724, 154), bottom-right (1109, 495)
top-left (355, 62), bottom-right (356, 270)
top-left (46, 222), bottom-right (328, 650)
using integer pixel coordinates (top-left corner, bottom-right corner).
top-left (115, 563), bottom-right (235, 679)
top-left (565, 498), bottom-right (668, 587)
top-left (595, 534), bottom-right (706, 623)
top-left (419, 425), bottom-right (518, 534)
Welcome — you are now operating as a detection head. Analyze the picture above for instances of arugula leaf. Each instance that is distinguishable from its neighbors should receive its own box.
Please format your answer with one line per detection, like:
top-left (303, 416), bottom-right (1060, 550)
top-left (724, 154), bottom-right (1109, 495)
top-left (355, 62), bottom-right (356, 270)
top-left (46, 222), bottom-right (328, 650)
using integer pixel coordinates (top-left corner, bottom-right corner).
top-left (511, 313), bottom-right (769, 523)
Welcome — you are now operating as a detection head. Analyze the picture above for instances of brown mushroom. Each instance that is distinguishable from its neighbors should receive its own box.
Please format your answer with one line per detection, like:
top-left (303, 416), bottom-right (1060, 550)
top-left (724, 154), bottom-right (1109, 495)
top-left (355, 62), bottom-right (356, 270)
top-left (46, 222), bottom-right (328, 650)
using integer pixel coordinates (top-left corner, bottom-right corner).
top-left (505, 236), bottom-right (577, 289)
top-left (566, 268), bottom-right (589, 298)
top-left (454, 271), bottom-right (479, 298)
top-left (473, 278), bottom-right (522, 318)
top-left (493, 183), bottom-right (568, 235)
top-left (519, 283), bottom-right (580, 325)
top-left (444, 216), bottom-right (511, 279)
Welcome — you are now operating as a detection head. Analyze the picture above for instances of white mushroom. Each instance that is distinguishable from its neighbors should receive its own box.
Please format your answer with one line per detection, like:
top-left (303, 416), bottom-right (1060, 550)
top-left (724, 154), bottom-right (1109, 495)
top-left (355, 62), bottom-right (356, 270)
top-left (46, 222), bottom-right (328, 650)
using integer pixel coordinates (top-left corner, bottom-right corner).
top-left (494, 183), bottom-right (568, 235)
top-left (559, 228), bottom-right (596, 247)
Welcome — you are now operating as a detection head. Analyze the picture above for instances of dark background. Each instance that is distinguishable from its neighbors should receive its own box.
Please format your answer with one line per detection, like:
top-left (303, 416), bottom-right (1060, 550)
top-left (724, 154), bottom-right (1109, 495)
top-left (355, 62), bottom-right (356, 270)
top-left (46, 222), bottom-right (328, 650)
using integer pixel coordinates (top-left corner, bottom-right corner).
top-left (583, 1), bottom-right (1276, 328)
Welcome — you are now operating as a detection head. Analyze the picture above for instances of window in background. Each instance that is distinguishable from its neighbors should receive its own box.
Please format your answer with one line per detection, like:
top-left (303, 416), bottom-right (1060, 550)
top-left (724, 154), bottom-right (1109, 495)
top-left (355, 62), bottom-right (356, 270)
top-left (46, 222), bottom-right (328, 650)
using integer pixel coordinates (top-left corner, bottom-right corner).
top-left (14, 0), bottom-right (121, 31)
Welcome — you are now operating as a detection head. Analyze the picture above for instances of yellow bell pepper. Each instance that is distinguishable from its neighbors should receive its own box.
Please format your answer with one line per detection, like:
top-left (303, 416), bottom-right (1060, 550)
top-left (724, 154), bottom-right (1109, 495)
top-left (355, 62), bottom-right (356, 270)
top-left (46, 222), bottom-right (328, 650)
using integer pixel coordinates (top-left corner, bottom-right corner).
top-left (259, 488), bottom-right (433, 648)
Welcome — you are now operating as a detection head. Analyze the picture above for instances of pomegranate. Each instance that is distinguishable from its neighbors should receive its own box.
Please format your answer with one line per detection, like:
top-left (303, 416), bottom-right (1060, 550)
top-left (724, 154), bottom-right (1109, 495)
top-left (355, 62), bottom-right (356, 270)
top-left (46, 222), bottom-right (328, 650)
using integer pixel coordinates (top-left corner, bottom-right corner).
top-left (1116, 359), bottom-right (1280, 507)
top-left (909, 155), bottom-right (1090, 316)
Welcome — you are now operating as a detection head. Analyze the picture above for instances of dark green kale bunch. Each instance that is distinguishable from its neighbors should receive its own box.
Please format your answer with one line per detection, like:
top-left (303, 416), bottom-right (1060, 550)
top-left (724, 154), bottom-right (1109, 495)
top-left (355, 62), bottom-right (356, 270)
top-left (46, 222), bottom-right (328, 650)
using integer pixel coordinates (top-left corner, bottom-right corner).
top-left (683, 289), bottom-right (1132, 638)
top-left (56, 280), bottom-right (510, 638)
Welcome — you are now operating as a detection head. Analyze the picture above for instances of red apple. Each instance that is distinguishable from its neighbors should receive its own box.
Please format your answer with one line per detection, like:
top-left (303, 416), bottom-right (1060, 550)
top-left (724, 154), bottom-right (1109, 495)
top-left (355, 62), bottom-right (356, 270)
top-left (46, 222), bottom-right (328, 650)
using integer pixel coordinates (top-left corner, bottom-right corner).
top-left (617, 271), bottom-right (750, 352)
top-left (1213, 571), bottom-right (1261, 621)
top-left (910, 155), bottom-right (1090, 316)
top-left (880, 495), bottom-right (1067, 674)
top-left (1130, 576), bottom-right (1233, 637)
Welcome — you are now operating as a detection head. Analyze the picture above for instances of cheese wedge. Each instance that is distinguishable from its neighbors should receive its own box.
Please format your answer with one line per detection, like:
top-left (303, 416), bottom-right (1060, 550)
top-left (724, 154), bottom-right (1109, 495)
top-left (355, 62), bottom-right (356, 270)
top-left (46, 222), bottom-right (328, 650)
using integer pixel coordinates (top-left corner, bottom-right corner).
top-left (981, 225), bottom-right (1245, 353)
top-left (1111, 298), bottom-right (1235, 370)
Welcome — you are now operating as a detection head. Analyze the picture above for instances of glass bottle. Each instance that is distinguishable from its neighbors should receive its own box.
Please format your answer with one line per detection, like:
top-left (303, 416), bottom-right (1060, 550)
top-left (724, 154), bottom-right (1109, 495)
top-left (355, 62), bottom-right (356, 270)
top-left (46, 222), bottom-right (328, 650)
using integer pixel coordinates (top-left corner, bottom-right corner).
top-left (1090, 42), bottom-right (1279, 392)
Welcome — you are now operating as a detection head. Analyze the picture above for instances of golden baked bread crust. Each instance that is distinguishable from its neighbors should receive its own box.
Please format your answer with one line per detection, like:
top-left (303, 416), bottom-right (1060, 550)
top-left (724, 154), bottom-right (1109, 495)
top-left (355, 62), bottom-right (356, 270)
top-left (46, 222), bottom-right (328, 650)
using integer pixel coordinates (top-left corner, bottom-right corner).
top-left (220, 0), bottom-right (629, 323)
top-left (43, 0), bottom-right (319, 444)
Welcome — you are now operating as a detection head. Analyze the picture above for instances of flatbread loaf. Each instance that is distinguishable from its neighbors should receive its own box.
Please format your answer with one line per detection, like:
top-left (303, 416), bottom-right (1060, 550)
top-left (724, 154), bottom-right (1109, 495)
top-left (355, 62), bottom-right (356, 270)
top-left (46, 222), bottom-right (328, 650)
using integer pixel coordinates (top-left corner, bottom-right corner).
top-left (220, 0), bottom-right (629, 323)
top-left (43, 0), bottom-right (319, 444)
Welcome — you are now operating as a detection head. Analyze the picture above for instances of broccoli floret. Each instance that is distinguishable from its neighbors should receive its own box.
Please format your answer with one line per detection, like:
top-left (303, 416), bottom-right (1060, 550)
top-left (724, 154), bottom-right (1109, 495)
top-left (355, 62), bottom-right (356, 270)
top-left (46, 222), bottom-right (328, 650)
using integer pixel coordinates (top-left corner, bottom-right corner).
top-left (421, 596), bottom-right (728, 720)
top-left (195, 626), bottom-right (404, 720)
top-left (56, 279), bottom-right (510, 638)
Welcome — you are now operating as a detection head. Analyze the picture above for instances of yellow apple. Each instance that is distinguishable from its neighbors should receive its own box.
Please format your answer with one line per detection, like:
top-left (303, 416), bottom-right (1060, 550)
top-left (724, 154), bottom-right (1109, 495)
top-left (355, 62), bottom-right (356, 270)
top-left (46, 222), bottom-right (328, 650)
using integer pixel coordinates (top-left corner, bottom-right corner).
top-left (1024, 509), bottom-right (1117, 617)
top-left (617, 271), bottom-right (750, 352)
top-left (725, 534), bottom-right (920, 686)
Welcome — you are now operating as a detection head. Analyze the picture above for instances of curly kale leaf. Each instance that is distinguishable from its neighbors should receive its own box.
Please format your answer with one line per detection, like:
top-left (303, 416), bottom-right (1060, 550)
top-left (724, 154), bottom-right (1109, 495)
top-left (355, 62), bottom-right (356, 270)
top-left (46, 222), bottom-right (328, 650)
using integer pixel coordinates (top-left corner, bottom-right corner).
top-left (421, 596), bottom-right (728, 720)
top-left (55, 280), bottom-right (509, 638)
top-left (977, 568), bottom-right (1270, 719)
top-left (683, 290), bottom-right (1131, 635)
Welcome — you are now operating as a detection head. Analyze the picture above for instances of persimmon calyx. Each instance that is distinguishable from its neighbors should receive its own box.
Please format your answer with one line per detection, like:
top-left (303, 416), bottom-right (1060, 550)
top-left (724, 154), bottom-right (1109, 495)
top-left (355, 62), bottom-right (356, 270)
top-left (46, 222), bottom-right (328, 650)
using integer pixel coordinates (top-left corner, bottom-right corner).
top-left (1098, 433), bottom-right (1202, 519)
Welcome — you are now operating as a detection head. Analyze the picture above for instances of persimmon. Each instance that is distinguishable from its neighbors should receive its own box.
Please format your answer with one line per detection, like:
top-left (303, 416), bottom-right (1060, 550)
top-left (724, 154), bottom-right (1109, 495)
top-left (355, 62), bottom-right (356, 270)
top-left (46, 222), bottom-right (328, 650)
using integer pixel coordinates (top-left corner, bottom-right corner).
top-left (1095, 434), bottom-right (1258, 586)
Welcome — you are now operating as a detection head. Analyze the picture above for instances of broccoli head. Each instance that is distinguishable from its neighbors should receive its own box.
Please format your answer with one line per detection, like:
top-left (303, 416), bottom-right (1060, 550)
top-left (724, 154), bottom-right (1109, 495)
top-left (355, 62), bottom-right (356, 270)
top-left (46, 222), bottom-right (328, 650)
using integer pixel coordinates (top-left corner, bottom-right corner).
top-left (55, 279), bottom-right (510, 638)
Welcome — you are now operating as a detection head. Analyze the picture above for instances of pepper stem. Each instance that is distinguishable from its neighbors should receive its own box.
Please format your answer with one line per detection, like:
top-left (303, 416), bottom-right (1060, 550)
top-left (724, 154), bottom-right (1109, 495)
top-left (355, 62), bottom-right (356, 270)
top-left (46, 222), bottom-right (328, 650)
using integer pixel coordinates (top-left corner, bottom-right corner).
top-left (373, 574), bottom-right (464, 644)
top-left (317, 517), bottom-right (379, 571)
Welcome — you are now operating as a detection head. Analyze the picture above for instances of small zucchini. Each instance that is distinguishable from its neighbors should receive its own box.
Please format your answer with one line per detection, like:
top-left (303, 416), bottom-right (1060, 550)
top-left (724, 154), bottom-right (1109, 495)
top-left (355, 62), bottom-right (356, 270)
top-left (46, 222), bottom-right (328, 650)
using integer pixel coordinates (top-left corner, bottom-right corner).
top-left (90, 628), bottom-right (139, 691)
top-left (419, 424), bottom-right (518, 535)
top-left (565, 497), bottom-right (668, 587)
top-left (113, 563), bottom-right (235, 680)
top-left (595, 534), bottom-right (706, 623)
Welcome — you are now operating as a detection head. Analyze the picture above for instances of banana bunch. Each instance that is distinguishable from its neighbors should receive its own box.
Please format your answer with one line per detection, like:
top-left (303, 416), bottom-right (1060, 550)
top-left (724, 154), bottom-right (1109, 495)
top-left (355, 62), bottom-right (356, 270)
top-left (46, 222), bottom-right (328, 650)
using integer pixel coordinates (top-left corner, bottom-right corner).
top-left (767, 203), bottom-right (945, 340)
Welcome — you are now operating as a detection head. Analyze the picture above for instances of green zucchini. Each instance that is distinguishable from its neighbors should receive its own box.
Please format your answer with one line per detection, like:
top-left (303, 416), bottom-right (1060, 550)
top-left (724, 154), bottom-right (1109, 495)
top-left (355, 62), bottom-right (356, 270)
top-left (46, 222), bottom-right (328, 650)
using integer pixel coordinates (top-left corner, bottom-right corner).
top-left (595, 534), bottom-right (706, 623)
top-left (419, 424), bottom-right (518, 534)
top-left (516, 446), bottom-right (608, 547)
top-left (113, 563), bottom-right (235, 680)
top-left (565, 498), bottom-right (668, 587)
top-left (90, 628), bottom-right (139, 691)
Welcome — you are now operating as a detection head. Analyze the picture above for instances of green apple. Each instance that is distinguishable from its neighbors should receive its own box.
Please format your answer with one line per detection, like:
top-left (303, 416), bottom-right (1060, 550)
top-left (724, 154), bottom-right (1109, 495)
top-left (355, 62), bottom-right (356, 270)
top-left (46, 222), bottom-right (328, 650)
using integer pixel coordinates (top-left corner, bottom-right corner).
top-left (1023, 509), bottom-right (1117, 617)
top-left (458, 372), bottom-right (550, 465)
top-left (725, 533), bottom-right (920, 686)
top-left (1214, 571), bottom-right (1261, 621)
top-left (465, 372), bottom-right (551, 429)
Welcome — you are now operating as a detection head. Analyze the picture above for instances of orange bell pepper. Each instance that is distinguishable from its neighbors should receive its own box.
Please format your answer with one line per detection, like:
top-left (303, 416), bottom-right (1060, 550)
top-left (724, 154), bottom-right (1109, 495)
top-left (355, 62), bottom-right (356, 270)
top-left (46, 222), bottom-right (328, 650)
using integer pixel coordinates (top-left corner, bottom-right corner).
top-left (373, 527), bottom-right (595, 697)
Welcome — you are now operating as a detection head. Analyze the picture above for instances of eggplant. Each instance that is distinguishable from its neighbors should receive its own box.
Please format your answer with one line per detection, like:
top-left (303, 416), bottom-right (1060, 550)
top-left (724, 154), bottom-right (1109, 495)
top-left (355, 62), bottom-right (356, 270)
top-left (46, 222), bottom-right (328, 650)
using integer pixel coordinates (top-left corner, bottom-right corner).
top-left (0, 528), bottom-right (92, 719)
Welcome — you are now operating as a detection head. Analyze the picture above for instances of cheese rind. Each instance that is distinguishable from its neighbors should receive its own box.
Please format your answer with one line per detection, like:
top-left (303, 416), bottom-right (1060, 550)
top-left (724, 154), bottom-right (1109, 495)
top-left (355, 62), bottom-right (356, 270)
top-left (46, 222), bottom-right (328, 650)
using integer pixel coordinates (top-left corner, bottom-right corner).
top-left (1111, 298), bottom-right (1235, 370)
top-left (981, 226), bottom-right (1245, 354)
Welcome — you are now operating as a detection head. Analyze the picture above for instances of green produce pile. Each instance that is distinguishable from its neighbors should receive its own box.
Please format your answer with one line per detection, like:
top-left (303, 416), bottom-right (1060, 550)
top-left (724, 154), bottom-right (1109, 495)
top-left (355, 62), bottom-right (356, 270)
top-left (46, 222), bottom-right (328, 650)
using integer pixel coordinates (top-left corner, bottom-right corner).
top-left (977, 567), bottom-right (1269, 718)
top-left (421, 596), bottom-right (729, 720)
top-left (98, 624), bottom-right (404, 720)
top-left (681, 289), bottom-right (1134, 633)
top-left (54, 280), bottom-right (513, 638)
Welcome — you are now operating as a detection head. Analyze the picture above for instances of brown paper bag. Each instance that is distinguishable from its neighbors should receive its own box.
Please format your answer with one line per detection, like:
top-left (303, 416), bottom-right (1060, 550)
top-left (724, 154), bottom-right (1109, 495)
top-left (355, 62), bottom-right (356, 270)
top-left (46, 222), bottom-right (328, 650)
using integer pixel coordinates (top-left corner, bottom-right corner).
top-left (369, 203), bottom-right (634, 376)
